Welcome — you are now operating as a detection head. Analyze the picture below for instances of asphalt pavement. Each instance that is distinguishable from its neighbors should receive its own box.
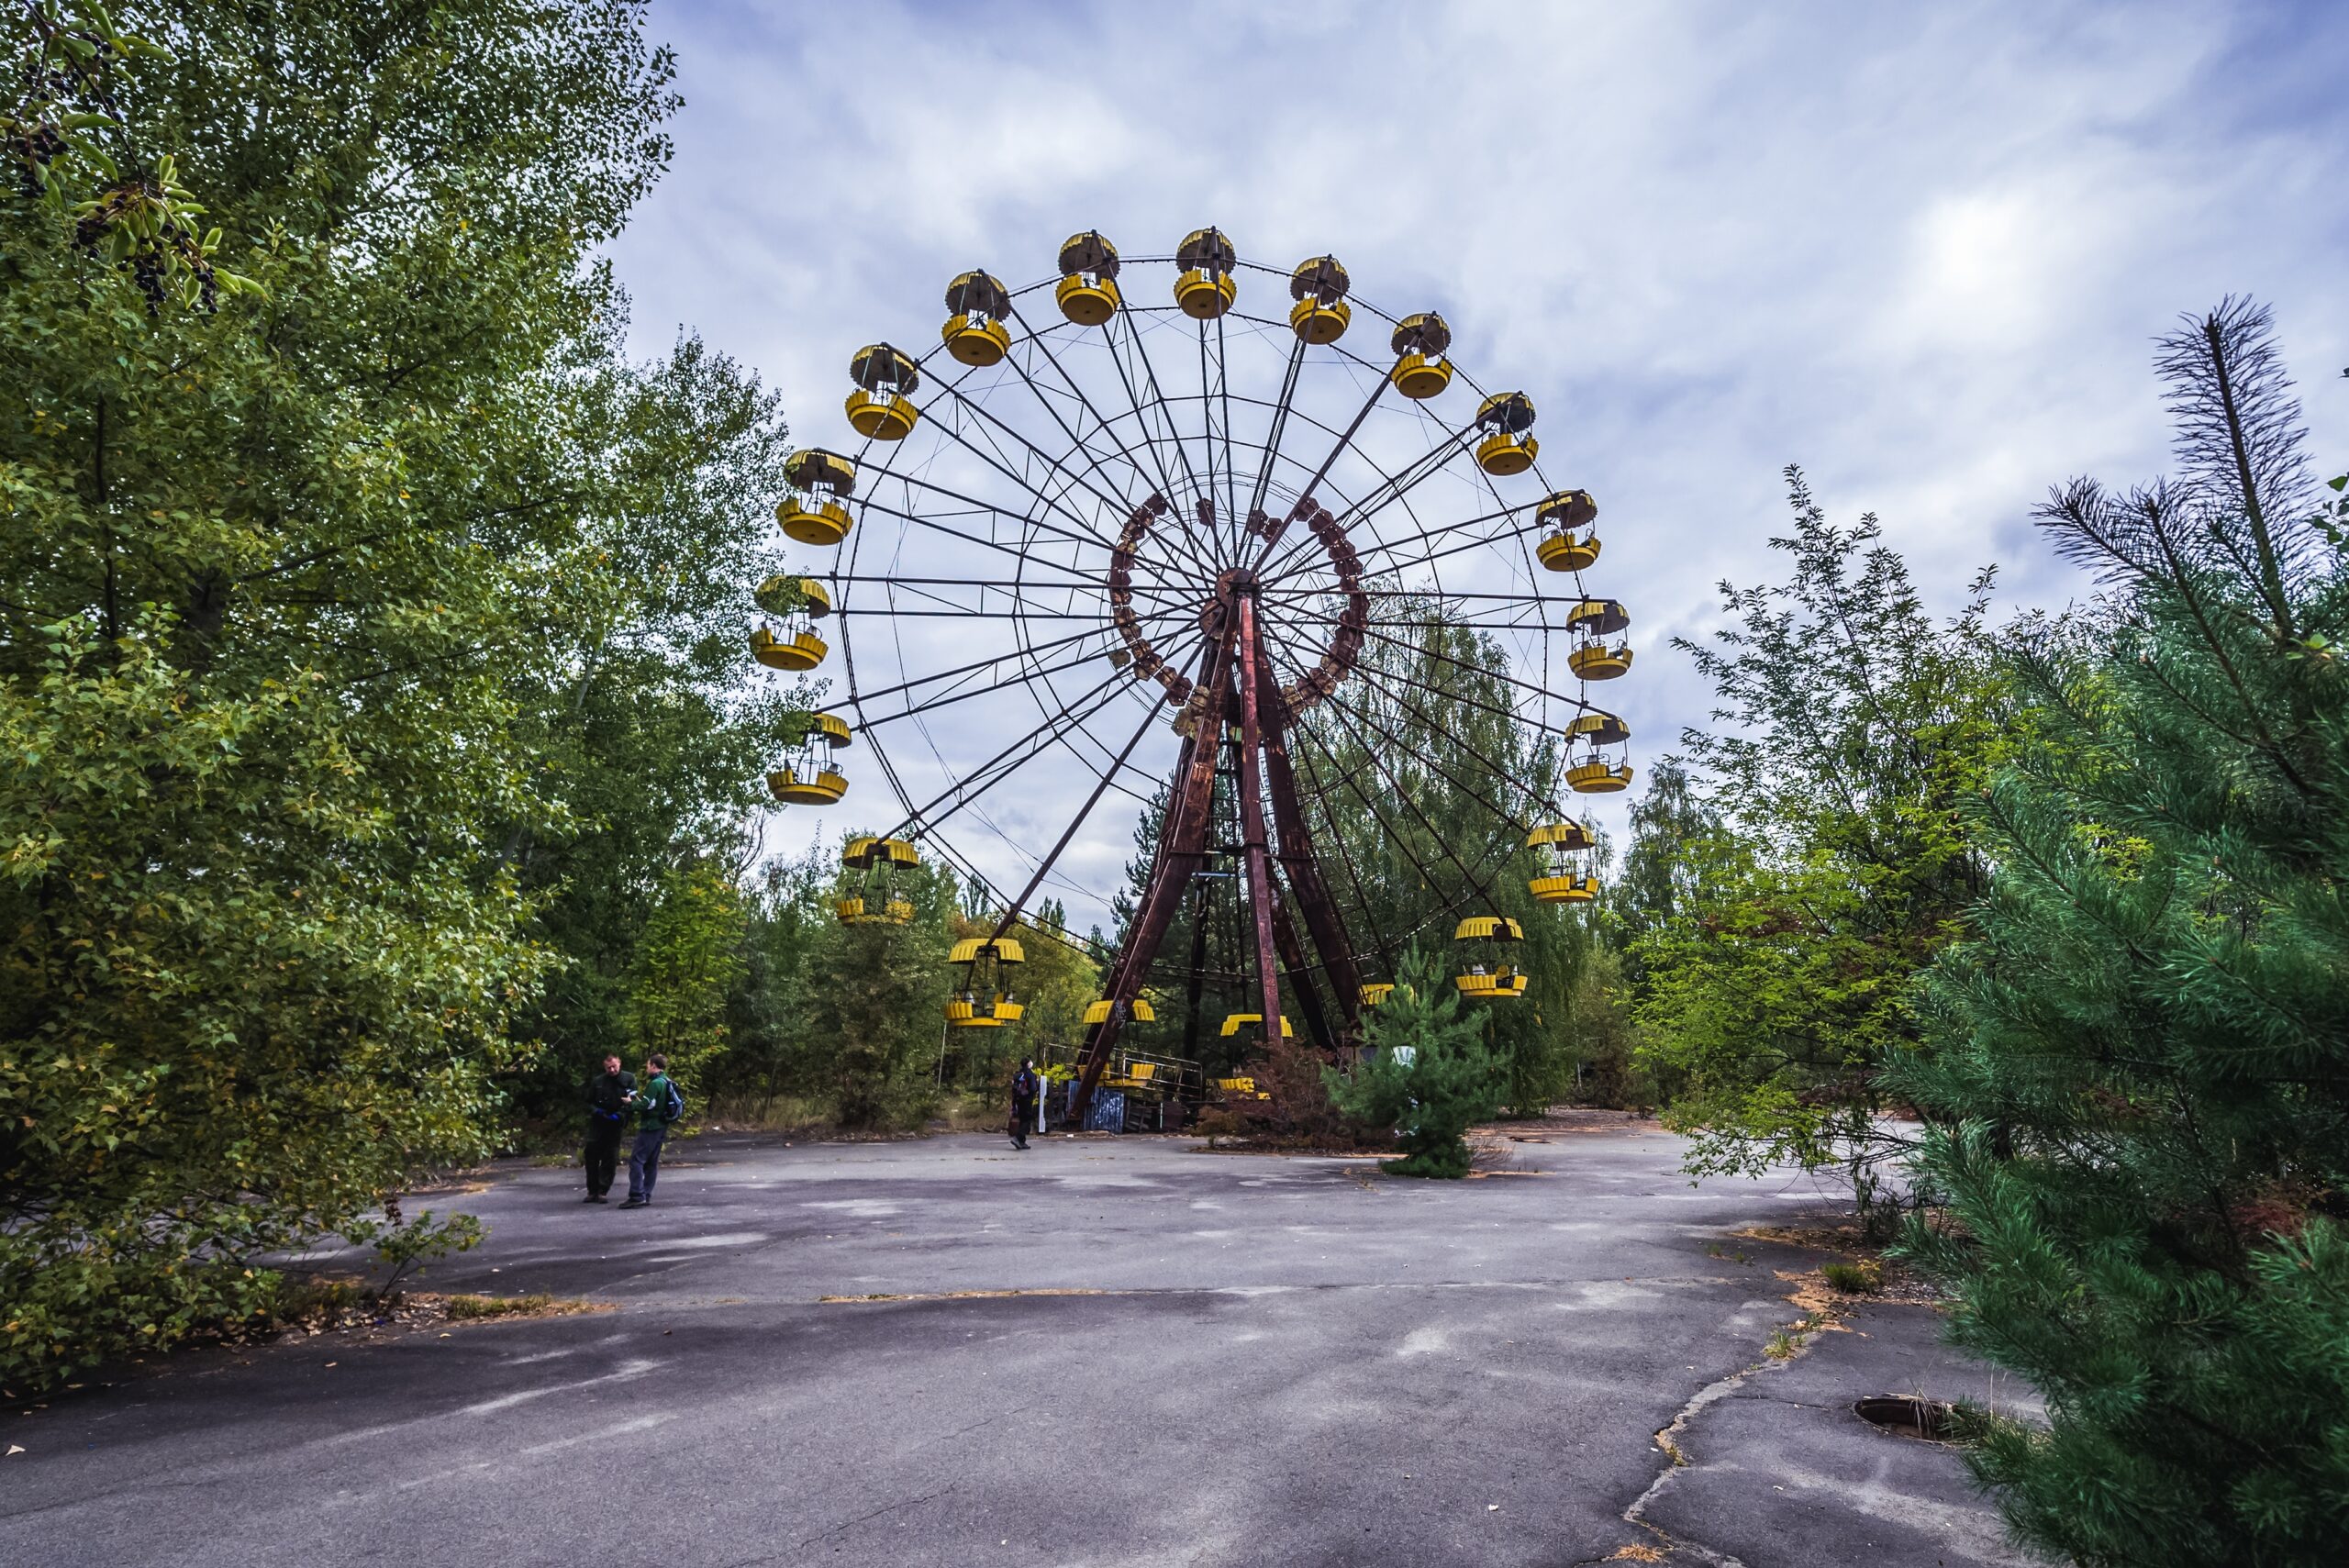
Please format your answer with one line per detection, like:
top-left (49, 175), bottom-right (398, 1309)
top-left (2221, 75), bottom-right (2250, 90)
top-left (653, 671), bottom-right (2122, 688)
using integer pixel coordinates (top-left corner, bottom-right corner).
top-left (0, 1122), bottom-right (2041, 1566)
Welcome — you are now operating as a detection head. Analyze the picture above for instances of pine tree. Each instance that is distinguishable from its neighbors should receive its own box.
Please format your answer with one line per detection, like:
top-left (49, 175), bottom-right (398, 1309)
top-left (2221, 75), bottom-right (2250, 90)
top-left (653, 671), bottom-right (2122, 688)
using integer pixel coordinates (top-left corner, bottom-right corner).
top-left (1327, 948), bottom-right (1504, 1177)
top-left (1893, 300), bottom-right (2349, 1566)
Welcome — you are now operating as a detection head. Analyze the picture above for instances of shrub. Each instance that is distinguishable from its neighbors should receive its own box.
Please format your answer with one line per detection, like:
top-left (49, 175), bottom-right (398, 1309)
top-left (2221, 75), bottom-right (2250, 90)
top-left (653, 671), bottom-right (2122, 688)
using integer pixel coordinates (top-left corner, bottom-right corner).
top-left (1327, 947), bottom-right (1504, 1179)
top-left (1821, 1260), bottom-right (1884, 1295)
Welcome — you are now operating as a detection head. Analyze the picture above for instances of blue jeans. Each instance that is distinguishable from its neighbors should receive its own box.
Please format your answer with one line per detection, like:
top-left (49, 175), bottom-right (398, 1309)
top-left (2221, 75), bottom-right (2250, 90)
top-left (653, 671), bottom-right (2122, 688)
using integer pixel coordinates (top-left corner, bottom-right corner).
top-left (627, 1128), bottom-right (666, 1202)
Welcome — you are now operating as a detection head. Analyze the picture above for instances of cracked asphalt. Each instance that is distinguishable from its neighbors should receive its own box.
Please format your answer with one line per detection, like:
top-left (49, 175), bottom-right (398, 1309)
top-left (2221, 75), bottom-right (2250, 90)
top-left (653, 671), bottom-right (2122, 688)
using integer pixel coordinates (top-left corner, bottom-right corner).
top-left (0, 1123), bottom-right (2039, 1566)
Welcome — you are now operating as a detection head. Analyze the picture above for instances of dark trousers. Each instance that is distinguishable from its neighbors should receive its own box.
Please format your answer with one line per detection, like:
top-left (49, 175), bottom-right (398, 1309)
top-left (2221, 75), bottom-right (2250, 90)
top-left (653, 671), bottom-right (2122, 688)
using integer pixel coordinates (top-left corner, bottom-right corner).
top-left (627, 1128), bottom-right (666, 1201)
top-left (584, 1121), bottom-right (623, 1195)
top-left (1009, 1099), bottom-right (1035, 1144)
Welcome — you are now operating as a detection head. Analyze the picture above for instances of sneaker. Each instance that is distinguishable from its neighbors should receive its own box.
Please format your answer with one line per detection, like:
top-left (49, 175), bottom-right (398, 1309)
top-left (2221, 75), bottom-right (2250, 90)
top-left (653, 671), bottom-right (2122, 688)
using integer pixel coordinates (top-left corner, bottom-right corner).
top-left (588, 1194), bottom-right (608, 1203)
top-left (618, 1197), bottom-right (646, 1209)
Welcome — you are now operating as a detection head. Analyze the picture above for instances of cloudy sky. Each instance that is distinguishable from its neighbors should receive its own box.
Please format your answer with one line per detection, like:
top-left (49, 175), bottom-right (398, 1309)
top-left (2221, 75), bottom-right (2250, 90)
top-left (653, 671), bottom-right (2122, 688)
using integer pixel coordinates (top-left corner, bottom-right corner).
top-left (606, 0), bottom-right (2349, 929)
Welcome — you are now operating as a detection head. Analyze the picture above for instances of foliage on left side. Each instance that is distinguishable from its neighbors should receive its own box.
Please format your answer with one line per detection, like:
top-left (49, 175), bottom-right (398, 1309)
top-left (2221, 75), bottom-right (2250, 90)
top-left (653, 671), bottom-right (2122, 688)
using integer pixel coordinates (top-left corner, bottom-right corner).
top-left (0, 2), bottom-right (798, 1390)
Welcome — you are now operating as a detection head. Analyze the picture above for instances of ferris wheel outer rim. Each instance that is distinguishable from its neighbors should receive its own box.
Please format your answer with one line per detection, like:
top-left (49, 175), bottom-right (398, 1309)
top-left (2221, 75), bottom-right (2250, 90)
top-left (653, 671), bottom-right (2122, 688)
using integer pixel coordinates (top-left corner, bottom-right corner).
top-left (788, 243), bottom-right (1622, 951)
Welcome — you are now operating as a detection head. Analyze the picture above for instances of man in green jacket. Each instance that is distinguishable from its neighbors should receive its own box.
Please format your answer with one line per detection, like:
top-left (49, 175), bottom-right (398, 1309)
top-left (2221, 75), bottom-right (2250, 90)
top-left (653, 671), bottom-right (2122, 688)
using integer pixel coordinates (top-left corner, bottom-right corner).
top-left (618, 1053), bottom-right (680, 1209)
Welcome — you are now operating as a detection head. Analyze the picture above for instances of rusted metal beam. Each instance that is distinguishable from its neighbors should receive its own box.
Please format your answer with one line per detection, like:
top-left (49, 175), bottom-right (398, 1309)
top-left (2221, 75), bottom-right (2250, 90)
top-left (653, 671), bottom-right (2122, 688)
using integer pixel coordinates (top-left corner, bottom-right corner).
top-left (1266, 879), bottom-right (1336, 1054)
top-left (1233, 594), bottom-right (1285, 1046)
top-left (1067, 606), bottom-right (1234, 1127)
top-left (1258, 647), bottom-right (1364, 1041)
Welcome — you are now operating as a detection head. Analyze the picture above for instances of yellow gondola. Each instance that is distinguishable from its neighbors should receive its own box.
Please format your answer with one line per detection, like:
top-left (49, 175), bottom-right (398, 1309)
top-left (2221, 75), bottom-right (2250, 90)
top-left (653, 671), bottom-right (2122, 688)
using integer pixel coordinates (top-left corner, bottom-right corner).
top-left (1565, 597), bottom-right (1633, 681)
top-left (1083, 997), bottom-right (1158, 1026)
top-left (836, 835), bottom-right (919, 926)
top-left (844, 343), bottom-right (920, 440)
top-left (1219, 1012), bottom-right (1293, 1038)
top-left (1453, 915), bottom-right (1529, 998)
top-left (1101, 1057), bottom-right (1165, 1092)
top-left (1525, 819), bottom-right (1600, 903)
top-left (1475, 392), bottom-right (1538, 475)
top-left (749, 624), bottom-right (825, 671)
top-left (750, 574), bottom-right (831, 671)
top-left (768, 713), bottom-right (851, 805)
top-left (1359, 982), bottom-right (1395, 1007)
top-left (941, 270), bottom-right (1013, 366)
top-left (1288, 254), bottom-right (1351, 344)
top-left (1567, 761), bottom-right (1634, 794)
top-left (946, 936), bottom-right (1024, 1027)
top-left (1389, 313), bottom-right (1453, 399)
top-left (1566, 709), bottom-right (1633, 794)
top-left (1054, 230), bottom-right (1121, 325)
top-left (1174, 227), bottom-right (1238, 319)
top-left (776, 448), bottom-right (857, 547)
top-left (1533, 489), bottom-right (1600, 573)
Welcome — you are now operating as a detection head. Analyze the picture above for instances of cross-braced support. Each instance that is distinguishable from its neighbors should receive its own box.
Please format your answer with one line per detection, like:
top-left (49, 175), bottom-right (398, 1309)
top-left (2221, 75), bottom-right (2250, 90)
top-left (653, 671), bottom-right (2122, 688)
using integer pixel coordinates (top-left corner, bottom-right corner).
top-left (1067, 580), bottom-right (1361, 1126)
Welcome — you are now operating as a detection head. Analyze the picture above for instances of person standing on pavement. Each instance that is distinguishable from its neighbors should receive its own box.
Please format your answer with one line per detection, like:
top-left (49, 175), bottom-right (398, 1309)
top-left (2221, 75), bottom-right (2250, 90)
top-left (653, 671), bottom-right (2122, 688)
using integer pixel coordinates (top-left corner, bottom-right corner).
top-left (582, 1053), bottom-right (635, 1204)
top-left (1008, 1058), bottom-right (1039, 1151)
top-left (619, 1053), bottom-right (681, 1208)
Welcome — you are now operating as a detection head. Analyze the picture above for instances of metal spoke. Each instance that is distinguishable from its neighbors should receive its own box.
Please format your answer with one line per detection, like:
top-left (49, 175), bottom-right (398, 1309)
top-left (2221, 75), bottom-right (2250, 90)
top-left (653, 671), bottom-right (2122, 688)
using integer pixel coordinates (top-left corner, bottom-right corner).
top-left (1108, 291), bottom-right (1203, 506)
top-left (1269, 641), bottom-right (1555, 848)
top-left (1253, 628), bottom-right (1505, 912)
top-left (1275, 605), bottom-right (1604, 717)
top-left (895, 386), bottom-right (1219, 596)
top-left (1003, 299), bottom-right (1187, 517)
top-left (844, 617), bottom-right (1124, 708)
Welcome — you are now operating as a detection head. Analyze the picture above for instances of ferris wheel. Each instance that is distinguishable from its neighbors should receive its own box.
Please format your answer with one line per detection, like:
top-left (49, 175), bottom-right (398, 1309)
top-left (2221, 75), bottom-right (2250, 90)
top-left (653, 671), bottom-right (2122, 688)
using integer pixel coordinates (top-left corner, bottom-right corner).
top-left (751, 228), bottom-right (1632, 1117)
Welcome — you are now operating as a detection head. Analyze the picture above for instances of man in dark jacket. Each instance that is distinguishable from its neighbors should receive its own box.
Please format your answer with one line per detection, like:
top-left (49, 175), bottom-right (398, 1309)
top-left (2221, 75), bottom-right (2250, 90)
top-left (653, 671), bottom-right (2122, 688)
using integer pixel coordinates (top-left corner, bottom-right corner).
top-left (619, 1053), bottom-right (680, 1209)
top-left (1008, 1058), bottom-right (1039, 1151)
top-left (582, 1053), bottom-right (635, 1204)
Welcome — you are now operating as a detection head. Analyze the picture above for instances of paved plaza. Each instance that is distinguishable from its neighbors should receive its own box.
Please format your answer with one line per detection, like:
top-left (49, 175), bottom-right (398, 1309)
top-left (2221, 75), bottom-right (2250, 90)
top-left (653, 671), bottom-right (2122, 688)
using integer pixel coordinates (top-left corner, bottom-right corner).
top-left (2, 1123), bottom-right (2036, 1566)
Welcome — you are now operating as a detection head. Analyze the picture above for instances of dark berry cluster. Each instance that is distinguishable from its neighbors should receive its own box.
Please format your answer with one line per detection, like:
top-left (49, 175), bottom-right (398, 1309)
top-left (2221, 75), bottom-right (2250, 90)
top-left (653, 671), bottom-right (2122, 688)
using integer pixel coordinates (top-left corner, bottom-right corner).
top-left (6, 120), bottom-right (64, 195)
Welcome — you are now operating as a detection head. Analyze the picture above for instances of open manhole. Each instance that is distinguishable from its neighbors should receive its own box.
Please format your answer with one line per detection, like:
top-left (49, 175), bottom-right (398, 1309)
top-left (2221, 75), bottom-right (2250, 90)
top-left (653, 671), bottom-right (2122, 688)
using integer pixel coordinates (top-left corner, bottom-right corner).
top-left (1853, 1395), bottom-right (1955, 1441)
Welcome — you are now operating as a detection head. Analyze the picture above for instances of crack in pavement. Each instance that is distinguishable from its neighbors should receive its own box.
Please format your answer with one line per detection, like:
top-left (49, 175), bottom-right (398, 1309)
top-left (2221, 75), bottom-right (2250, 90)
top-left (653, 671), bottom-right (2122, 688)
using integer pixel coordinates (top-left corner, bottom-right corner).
top-left (1610, 1264), bottom-right (1855, 1566)
top-left (792, 1482), bottom-right (960, 1551)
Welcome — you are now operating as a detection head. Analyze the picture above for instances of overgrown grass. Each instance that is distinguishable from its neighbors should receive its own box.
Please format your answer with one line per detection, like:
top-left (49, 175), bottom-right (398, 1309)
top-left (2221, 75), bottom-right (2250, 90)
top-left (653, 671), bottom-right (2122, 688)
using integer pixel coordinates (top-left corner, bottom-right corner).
top-left (265, 1276), bottom-right (370, 1323)
top-left (1822, 1259), bottom-right (1886, 1295)
top-left (443, 1293), bottom-right (556, 1319)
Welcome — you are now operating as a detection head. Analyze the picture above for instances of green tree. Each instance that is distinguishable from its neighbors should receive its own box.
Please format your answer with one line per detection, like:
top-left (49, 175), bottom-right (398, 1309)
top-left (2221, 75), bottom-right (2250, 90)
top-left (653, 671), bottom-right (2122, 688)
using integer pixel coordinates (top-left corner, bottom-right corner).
top-left (1609, 759), bottom-right (1718, 996)
top-left (1894, 301), bottom-right (2349, 1567)
top-left (1327, 948), bottom-right (1504, 1177)
top-left (798, 845), bottom-right (958, 1130)
top-left (498, 332), bottom-right (806, 1115)
top-left (1560, 942), bottom-right (1643, 1107)
top-left (715, 850), bottom-right (827, 1118)
top-left (5, 3), bottom-right (261, 310)
top-left (0, 0), bottom-right (692, 1388)
top-left (623, 860), bottom-right (747, 1090)
top-left (1633, 481), bottom-right (2006, 1229)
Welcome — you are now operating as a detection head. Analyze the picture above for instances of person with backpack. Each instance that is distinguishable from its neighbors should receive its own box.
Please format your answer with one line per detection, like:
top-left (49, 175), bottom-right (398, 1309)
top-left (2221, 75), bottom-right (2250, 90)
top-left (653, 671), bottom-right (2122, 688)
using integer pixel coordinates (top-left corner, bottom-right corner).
top-left (618, 1053), bottom-right (683, 1209)
top-left (1008, 1058), bottom-right (1039, 1151)
top-left (581, 1053), bottom-right (636, 1204)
